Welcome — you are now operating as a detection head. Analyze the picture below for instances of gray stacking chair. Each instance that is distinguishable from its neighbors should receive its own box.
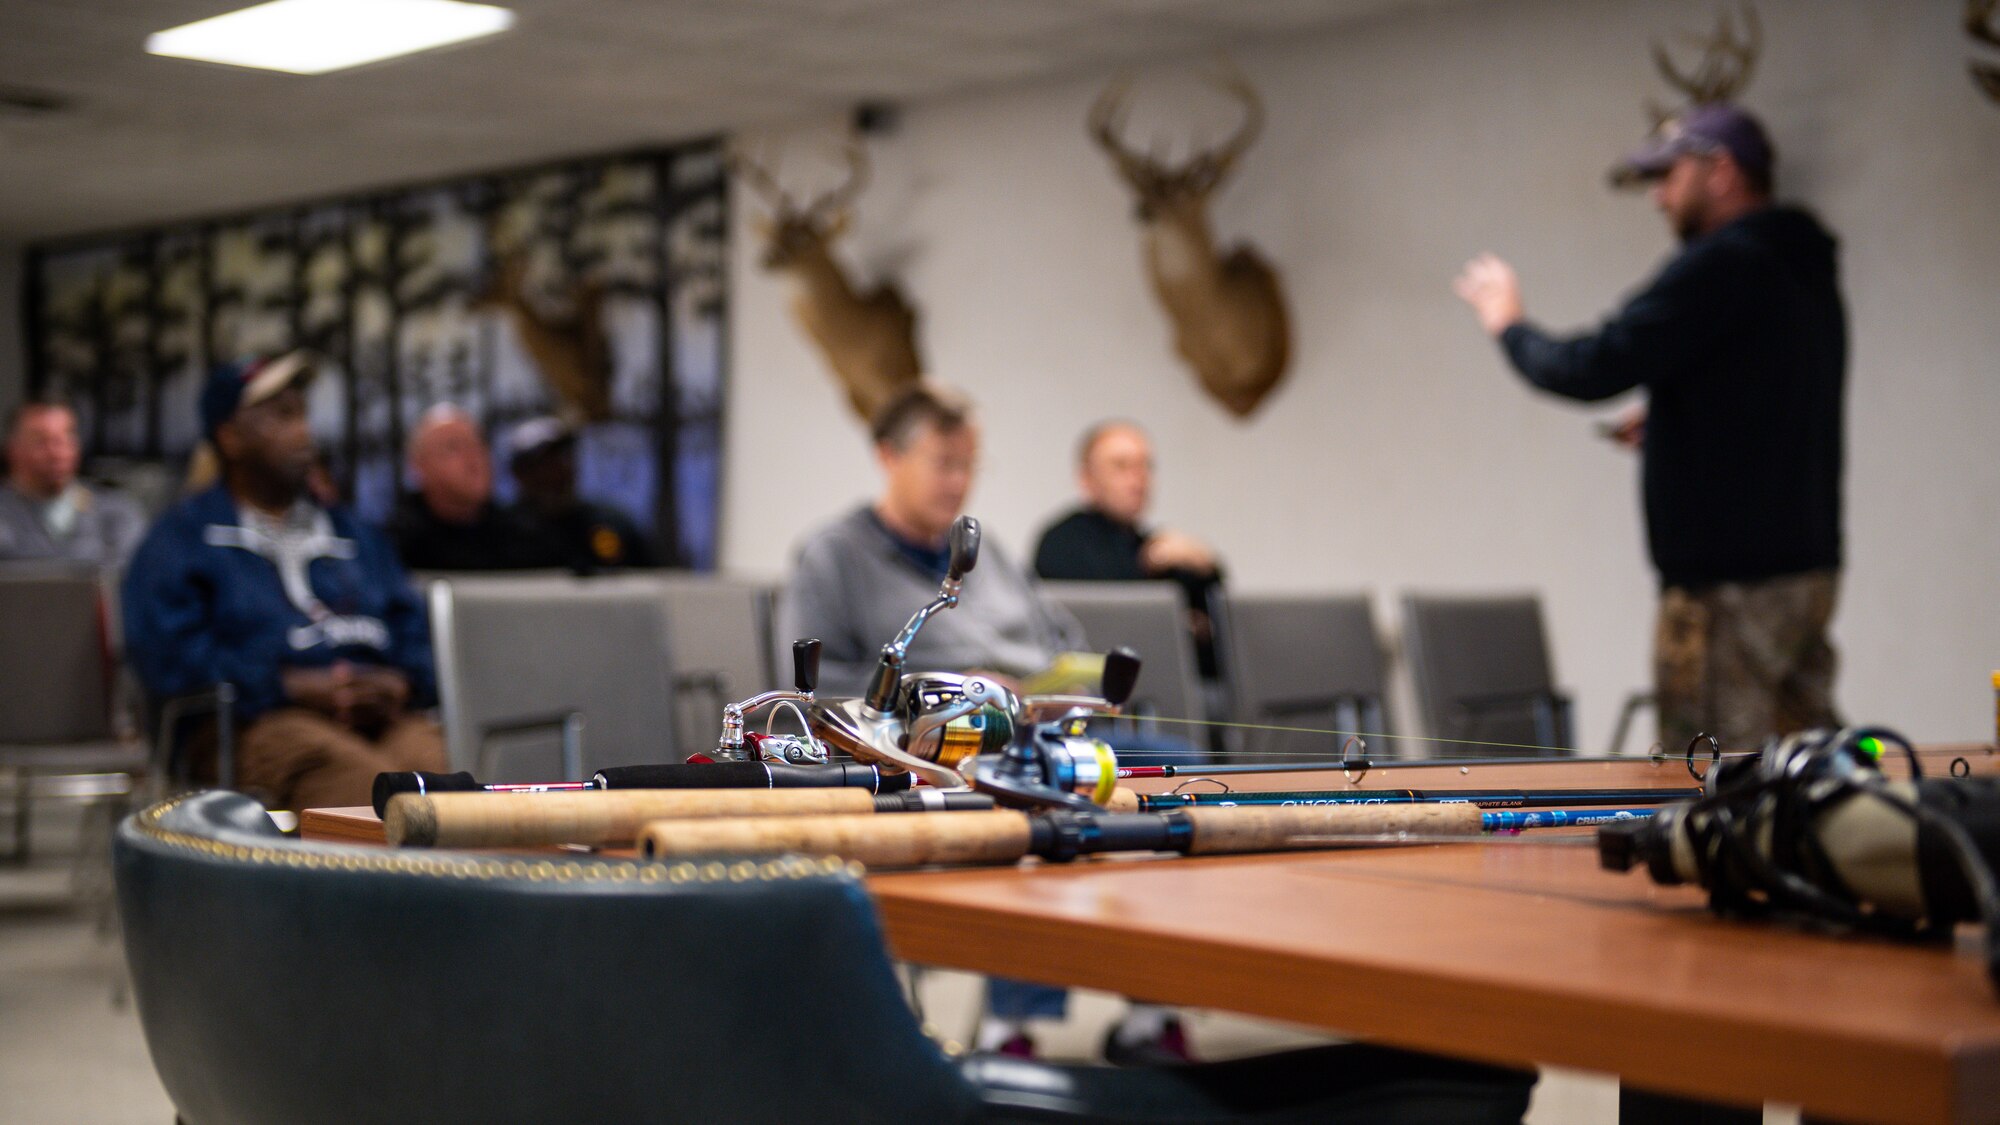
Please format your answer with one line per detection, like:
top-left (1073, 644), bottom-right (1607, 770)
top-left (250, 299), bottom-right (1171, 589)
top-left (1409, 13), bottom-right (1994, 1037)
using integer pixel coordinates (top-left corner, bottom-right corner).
top-left (658, 574), bottom-right (779, 755)
top-left (1040, 581), bottom-right (1204, 748)
top-left (429, 575), bottom-right (678, 781)
top-left (0, 564), bottom-right (144, 861)
top-left (1217, 592), bottom-right (1390, 762)
top-left (1400, 593), bottom-right (1574, 756)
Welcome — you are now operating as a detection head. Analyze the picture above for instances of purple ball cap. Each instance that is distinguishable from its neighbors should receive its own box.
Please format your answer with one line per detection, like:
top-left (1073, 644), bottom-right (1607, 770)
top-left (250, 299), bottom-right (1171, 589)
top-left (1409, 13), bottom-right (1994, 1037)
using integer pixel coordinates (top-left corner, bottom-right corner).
top-left (1610, 102), bottom-right (1774, 188)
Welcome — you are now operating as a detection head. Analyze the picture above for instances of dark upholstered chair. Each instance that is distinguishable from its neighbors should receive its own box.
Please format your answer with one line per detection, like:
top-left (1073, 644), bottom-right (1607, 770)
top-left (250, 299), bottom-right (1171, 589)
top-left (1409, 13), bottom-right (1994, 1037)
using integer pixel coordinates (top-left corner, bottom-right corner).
top-left (115, 791), bottom-right (1534, 1124)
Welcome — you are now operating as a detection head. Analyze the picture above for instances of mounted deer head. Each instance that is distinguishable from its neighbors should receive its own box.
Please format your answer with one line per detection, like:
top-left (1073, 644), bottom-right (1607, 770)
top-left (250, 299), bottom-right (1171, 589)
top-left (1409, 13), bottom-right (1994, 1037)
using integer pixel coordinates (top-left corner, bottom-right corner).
top-left (1645, 3), bottom-right (1761, 124)
top-left (475, 253), bottom-right (614, 423)
top-left (732, 140), bottom-right (922, 421)
top-left (1089, 66), bottom-right (1291, 419)
top-left (1968, 0), bottom-right (2000, 102)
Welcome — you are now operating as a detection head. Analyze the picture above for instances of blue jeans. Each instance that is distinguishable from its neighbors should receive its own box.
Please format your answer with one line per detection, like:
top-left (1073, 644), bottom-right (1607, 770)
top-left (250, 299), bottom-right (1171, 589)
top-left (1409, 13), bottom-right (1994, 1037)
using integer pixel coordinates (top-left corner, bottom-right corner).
top-left (987, 977), bottom-right (1068, 1020)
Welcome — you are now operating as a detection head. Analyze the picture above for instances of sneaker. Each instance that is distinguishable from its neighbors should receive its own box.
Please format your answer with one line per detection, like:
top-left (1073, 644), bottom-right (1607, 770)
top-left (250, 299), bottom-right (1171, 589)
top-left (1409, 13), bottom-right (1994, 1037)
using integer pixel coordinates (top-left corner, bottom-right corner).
top-left (994, 1032), bottom-right (1037, 1059)
top-left (1102, 1017), bottom-right (1193, 1066)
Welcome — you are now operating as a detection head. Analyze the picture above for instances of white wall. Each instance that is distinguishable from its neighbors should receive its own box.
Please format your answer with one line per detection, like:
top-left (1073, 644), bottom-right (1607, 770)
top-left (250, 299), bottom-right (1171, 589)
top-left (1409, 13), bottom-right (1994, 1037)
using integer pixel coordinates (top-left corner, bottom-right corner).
top-left (724, 0), bottom-right (2000, 748)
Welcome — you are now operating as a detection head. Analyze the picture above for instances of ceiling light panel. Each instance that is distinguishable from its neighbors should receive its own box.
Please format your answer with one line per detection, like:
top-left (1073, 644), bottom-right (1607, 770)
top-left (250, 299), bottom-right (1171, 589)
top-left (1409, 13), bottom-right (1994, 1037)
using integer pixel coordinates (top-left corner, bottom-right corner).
top-left (146, 0), bottom-right (515, 76)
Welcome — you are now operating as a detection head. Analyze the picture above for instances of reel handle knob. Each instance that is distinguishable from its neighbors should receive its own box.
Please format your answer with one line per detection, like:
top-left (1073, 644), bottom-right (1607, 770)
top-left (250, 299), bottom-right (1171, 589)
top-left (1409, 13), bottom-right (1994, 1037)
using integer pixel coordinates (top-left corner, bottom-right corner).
top-left (948, 516), bottom-right (981, 581)
top-left (793, 638), bottom-right (821, 694)
top-left (1101, 647), bottom-right (1142, 707)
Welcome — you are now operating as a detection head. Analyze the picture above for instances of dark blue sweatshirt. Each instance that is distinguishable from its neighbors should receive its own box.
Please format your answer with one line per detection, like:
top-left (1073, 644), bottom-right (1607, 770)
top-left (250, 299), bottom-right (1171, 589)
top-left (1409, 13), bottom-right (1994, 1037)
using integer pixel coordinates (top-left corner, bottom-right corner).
top-left (123, 486), bottom-right (436, 722)
top-left (1500, 206), bottom-right (1846, 589)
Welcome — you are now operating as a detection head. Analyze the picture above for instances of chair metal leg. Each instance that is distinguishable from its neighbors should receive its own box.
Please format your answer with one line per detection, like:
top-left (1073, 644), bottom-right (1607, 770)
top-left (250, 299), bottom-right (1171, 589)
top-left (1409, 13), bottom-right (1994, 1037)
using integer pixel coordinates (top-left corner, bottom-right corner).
top-left (561, 713), bottom-right (586, 781)
top-left (1607, 691), bottom-right (1657, 757)
top-left (9, 766), bottom-right (29, 864)
top-left (214, 683), bottom-right (237, 789)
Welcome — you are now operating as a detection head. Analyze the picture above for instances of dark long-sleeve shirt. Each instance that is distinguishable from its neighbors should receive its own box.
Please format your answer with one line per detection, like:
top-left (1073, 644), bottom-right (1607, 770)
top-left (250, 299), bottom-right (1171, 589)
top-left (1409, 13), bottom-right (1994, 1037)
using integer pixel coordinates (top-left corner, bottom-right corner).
top-left (1500, 205), bottom-right (1846, 588)
top-left (1033, 507), bottom-right (1223, 676)
top-left (386, 494), bottom-right (567, 572)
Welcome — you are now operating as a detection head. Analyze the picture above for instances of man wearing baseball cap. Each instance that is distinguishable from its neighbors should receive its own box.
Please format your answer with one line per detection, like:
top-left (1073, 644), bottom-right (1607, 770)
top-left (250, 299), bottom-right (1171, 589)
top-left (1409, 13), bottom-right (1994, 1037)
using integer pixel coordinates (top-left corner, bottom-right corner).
top-left (123, 352), bottom-right (449, 810)
top-left (505, 416), bottom-right (656, 573)
top-left (1452, 102), bottom-right (1847, 753)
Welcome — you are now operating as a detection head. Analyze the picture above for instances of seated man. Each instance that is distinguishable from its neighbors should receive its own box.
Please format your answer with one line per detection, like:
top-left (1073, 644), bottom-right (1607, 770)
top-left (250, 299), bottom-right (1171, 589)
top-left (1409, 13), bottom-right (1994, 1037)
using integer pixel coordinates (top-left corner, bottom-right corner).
top-left (388, 404), bottom-right (564, 571)
top-left (123, 353), bottom-right (448, 812)
top-left (778, 383), bottom-right (1187, 1064)
top-left (1035, 420), bottom-right (1224, 678)
top-left (506, 417), bottom-right (656, 573)
top-left (779, 385), bottom-right (1078, 695)
top-left (0, 398), bottom-right (146, 566)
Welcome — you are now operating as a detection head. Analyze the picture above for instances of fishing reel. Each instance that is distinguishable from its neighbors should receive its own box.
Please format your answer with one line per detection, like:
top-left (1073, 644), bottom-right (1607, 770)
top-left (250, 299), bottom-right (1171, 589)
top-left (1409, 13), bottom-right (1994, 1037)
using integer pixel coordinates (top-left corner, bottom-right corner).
top-left (962, 647), bottom-right (1139, 812)
top-left (1599, 726), bottom-right (2000, 994)
top-left (708, 638), bottom-right (832, 766)
top-left (802, 515), bottom-right (1144, 809)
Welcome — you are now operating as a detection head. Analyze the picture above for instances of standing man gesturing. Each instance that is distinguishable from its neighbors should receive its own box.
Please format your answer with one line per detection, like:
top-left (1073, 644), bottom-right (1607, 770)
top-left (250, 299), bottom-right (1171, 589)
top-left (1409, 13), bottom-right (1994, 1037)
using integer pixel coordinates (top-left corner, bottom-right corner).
top-left (1452, 104), bottom-right (1847, 753)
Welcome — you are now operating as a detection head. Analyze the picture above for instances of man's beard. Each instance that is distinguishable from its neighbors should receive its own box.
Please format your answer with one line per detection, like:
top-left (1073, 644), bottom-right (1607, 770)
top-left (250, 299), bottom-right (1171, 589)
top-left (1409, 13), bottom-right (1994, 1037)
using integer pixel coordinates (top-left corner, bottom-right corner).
top-left (1671, 194), bottom-right (1710, 244)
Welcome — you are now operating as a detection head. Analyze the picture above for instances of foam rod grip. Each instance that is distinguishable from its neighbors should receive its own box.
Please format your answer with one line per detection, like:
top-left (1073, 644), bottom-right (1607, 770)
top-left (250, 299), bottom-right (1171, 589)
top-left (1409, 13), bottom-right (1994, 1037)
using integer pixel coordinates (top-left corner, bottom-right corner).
top-left (1183, 803), bottom-right (1484, 853)
top-left (638, 809), bottom-right (1034, 868)
top-left (386, 789), bottom-right (878, 848)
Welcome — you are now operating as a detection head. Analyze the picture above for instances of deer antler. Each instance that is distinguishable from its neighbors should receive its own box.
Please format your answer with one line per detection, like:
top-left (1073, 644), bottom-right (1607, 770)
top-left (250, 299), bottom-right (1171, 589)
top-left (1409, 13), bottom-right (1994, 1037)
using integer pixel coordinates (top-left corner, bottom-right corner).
top-left (1088, 75), bottom-right (1157, 188)
top-left (1968, 0), bottom-right (2000, 101)
top-left (1969, 0), bottom-right (2000, 46)
top-left (1090, 67), bottom-right (1264, 192)
top-left (802, 140), bottom-right (869, 227)
top-left (1651, 2), bottom-right (1761, 105)
top-left (727, 145), bottom-right (796, 215)
top-left (1194, 62), bottom-right (1265, 186)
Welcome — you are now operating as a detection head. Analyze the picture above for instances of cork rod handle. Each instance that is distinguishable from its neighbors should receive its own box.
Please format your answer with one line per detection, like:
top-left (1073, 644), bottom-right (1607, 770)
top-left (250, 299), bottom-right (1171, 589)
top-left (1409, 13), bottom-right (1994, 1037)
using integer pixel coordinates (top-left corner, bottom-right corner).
top-left (637, 810), bottom-right (1034, 868)
top-left (385, 788), bottom-right (877, 848)
top-left (1184, 803), bottom-right (1484, 853)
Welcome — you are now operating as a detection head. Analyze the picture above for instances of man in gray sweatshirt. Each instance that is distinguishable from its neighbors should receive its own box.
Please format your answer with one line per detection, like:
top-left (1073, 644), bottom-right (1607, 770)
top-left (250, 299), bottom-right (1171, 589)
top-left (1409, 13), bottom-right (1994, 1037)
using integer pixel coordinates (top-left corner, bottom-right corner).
top-left (777, 384), bottom-right (1080, 696)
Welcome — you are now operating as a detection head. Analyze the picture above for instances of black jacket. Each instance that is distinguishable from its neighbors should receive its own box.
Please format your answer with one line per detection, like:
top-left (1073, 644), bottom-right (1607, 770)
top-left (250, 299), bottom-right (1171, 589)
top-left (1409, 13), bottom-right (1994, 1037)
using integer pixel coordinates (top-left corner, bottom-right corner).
top-left (1501, 205), bottom-right (1846, 589)
top-left (386, 496), bottom-right (567, 572)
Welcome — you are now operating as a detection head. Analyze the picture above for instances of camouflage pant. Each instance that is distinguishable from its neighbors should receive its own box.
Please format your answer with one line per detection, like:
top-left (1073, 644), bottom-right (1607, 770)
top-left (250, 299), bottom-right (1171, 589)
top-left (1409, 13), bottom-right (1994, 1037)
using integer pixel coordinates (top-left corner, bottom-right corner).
top-left (1655, 569), bottom-right (1840, 754)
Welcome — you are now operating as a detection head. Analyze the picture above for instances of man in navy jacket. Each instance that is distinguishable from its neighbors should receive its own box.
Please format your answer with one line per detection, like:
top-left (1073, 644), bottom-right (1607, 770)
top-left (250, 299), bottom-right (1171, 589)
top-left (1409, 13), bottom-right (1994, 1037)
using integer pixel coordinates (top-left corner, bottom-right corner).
top-left (124, 353), bottom-right (448, 811)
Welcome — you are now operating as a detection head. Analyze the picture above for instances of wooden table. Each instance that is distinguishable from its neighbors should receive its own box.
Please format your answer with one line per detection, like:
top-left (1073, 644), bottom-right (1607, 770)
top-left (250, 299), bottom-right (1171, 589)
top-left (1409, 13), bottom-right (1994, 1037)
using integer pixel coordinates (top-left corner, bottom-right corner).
top-left (305, 743), bottom-right (2000, 1125)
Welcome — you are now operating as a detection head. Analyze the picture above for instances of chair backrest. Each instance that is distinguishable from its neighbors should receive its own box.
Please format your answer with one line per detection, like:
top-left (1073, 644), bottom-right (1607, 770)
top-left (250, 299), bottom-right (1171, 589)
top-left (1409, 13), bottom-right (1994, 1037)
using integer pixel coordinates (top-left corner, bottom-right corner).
top-left (1218, 592), bottom-right (1388, 759)
top-left (114, 791), bottom-right (980, 1125)
top-left (658, 574), bottom-right (778, 752)
top-left (0, 565), bottom-right (112, 744)
top-left (430, 575), bottom-right (679, 780)
top-left (1400, 593), bottom-right (1565, 755)
top-left (1039, 581), bottom-right (1203, 724)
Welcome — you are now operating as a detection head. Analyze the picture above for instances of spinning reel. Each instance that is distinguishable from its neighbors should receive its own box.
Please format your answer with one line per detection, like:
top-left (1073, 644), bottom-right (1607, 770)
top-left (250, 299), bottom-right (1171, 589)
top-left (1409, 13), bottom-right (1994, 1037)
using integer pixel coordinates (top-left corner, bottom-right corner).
top-left (708, 637), bottom-right (833, 767)
top-left (708, 515), bottom-right (1142, 811)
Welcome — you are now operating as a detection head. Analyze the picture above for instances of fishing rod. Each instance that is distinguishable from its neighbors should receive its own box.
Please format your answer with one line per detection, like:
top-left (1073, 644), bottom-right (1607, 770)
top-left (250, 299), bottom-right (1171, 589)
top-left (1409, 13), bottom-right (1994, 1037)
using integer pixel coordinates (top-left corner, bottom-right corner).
top-left (1485, 807), bottom-right (1655, 831)
top-left (1120, 787), bottom-right (1698, 811)
top-left (383, 780), bottom-right (1692, 849)
top-left (633, 801), bottom-right (1628, 869)
top-left (1107, 719), bottom-right (1994, 782)
top-left (386, 787), bottom-right (994, 849)
top-left (370, 761), bottom-right (911, 817)
top-left (1115, 756), bottom-right (1715, 779)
